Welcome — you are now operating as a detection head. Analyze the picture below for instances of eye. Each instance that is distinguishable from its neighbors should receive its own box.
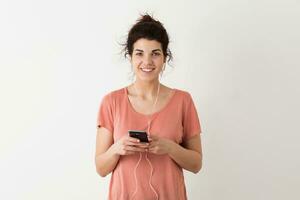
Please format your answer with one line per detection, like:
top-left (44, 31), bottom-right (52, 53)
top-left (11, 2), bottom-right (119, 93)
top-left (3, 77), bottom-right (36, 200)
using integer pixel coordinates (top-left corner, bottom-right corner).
top-left (135, 52), bottom-right (142, 56)
top-left (152, 52), bottom-right (161, 56)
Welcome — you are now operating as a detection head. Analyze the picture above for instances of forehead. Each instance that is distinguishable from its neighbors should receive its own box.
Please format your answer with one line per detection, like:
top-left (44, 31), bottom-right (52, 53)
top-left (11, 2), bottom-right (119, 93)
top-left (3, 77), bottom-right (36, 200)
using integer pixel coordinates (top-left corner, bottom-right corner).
top-left (133, 38), bottom-right (162, 51)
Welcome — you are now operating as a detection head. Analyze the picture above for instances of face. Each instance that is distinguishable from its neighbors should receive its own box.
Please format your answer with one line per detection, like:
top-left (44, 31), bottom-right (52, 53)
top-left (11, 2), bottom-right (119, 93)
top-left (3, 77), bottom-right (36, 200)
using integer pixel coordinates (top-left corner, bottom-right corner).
top-left (130, 38), bottom-right (165, 82)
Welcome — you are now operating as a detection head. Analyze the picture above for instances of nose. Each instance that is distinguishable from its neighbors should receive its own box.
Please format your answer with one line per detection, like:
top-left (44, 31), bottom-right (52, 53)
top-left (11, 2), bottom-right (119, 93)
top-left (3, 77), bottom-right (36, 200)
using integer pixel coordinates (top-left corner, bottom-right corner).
top-left (142, 55), bottom-right (153, 66)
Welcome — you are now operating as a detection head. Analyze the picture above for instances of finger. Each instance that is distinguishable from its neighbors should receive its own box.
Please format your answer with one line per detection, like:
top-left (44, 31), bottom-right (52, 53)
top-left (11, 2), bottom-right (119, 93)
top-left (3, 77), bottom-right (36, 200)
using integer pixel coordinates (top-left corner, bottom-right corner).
top-left (148, 135), bottom-right (158, 140)
top-left (123, 139), bottom-right (140, 146)
top-left (125, 146), bottom-right (147, 152)
top-left (148, 147), bottom-right (157, 154)
top-left (121, 146), bottom-right (143, 155)
top-left (148, 141), bottom-right (157, 148)
top-left (135, 144), bottom-right (149, 149)
top-left (135, 142), bottom-right (150, 147)
top-left (126, 136), bottom-right (140, 143)
top-left (125, 141), bottom-right (149, 147)
top-left (122, 150), bottom-right (136, 155)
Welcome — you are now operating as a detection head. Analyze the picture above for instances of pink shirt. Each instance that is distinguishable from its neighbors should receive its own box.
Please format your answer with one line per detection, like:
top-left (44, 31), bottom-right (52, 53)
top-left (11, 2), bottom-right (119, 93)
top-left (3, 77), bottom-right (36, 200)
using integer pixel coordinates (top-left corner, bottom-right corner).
top-left (97, 87), bottom-right (202, 200)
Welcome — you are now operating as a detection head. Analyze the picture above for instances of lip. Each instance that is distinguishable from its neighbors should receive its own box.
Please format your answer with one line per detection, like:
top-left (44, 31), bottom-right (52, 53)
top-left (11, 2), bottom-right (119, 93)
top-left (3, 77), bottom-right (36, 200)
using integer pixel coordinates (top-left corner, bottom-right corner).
top-left (140, 67), bottom-right (155, 72)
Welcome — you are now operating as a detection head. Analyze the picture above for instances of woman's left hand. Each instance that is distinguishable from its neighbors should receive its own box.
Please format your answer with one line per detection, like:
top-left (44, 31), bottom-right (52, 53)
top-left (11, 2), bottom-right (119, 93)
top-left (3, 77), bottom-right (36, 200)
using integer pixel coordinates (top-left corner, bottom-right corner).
top-left (148, 135), bottom-right (174, 155)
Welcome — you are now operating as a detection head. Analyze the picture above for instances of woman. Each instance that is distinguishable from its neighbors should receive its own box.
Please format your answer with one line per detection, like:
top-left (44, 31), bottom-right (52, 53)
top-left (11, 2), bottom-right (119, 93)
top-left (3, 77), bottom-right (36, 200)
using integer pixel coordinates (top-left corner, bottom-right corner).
top-left (95, 14), bottom-right (203, 200)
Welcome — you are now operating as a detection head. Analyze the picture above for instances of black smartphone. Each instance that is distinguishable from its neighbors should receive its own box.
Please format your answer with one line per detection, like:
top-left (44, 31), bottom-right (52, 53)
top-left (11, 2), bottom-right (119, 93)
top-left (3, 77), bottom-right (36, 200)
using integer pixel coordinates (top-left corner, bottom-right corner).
top-left (128, 130), bottom-right (149, 143)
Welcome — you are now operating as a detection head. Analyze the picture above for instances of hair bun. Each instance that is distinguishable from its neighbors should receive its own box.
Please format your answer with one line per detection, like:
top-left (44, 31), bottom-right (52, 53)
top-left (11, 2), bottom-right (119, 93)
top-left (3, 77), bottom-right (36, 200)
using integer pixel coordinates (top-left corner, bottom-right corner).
top-left (140, 14), bottom-right (154, 22)
top-left (137, 14), bottom-right (158, 24)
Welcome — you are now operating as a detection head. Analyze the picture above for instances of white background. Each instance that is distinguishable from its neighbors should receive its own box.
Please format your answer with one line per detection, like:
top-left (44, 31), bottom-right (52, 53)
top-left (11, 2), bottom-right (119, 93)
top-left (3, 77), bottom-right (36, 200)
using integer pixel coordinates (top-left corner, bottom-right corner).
top-left (0, 0), bottom-right (299, 199)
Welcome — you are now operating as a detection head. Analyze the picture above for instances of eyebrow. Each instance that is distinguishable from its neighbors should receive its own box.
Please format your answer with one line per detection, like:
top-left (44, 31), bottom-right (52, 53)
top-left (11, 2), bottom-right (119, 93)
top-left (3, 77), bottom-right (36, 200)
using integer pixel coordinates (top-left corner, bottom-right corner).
top-left (134, 49), bottom-right (162, 52)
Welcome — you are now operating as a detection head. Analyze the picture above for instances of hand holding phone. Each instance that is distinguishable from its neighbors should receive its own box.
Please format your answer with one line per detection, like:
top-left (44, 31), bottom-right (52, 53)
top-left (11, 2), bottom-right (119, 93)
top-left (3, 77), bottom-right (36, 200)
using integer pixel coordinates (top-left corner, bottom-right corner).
top-left (128, 130), bottom-right (149, 143)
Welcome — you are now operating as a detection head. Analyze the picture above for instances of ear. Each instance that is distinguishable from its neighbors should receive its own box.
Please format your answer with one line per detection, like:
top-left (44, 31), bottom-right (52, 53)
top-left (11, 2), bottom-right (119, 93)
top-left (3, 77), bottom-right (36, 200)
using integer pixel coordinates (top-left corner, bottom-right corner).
top-left (162, 63), bottom-right (166, 71)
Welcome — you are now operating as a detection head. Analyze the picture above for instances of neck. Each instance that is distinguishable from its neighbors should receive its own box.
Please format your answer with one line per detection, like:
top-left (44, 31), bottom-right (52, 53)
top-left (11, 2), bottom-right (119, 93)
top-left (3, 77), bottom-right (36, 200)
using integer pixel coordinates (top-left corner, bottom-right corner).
top-left (133, 80), bottom-right (161, 100)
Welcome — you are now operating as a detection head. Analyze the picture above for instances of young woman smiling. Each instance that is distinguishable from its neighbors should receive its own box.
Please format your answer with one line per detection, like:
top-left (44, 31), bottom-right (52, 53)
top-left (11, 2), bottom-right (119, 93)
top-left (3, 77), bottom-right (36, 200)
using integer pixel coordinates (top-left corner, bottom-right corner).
top-left (95, 14), bottom-right (203, 200)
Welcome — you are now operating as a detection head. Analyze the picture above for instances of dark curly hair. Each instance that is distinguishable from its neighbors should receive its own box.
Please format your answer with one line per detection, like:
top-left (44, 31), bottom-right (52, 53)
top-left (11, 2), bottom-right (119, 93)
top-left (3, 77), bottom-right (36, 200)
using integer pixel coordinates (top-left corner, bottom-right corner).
top-left (122, 13), bottom-right (173, 63)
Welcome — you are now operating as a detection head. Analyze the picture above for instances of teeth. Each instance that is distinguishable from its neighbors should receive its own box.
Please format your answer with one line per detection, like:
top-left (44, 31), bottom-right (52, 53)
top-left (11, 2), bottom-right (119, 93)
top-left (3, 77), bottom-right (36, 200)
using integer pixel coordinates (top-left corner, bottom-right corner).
top-left (141, 68), bottom-right (154, 72)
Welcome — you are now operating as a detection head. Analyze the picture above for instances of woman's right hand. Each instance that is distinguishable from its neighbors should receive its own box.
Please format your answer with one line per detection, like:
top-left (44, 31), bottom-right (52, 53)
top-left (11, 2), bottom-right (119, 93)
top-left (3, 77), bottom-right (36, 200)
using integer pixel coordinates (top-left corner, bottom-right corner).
top-left (111, 135), bottom-right (149, 156)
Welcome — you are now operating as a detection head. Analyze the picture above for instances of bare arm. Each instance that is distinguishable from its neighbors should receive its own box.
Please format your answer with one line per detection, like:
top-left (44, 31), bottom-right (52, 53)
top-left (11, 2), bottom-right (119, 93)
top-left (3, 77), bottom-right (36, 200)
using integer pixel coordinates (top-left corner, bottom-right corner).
top-left (149, 133), bottom-right (203, 173)
top-left (95, 127), bottom-right (149, 177)
top-left (168, 134), bottom-right (203, 173)
top-left (94, 127), bottom-right (120, 177)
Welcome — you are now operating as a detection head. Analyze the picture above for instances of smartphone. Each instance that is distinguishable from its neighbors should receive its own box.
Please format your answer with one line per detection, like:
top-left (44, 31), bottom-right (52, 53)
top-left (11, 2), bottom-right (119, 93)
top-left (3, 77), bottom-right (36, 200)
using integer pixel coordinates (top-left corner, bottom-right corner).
top-left (128, 130), bottom-right (149, 143)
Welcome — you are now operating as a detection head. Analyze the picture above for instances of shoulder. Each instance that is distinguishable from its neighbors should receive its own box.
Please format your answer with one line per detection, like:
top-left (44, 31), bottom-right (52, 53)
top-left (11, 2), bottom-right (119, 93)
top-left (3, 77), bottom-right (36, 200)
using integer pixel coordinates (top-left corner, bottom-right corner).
top-left (161, 85), bottom-right (191, 100)
top-left (100, 87), bottom-right (126, 104)
top-left (173, 88), bottom-right (193, 101)
top-left (105, 87), bottom-right (126, 98)
top-left (171, 88), bottom-right (197, 110)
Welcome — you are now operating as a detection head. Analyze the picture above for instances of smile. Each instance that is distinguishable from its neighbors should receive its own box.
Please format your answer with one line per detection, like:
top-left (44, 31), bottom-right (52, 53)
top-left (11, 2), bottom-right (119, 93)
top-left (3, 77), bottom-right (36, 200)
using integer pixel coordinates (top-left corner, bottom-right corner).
top-left (140, 68), bottom-right (155, 72)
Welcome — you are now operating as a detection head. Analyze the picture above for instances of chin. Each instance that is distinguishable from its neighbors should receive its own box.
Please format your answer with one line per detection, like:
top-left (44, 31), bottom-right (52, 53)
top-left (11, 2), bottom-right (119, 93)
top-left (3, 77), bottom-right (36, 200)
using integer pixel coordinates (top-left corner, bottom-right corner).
top-left (137, 75), bottom-right (159, 82)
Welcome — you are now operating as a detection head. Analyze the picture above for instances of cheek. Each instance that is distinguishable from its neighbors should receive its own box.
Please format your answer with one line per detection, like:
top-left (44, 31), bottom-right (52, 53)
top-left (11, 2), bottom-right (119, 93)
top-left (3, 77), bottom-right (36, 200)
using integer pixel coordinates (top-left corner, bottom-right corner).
top-left (132, 61), bottom-right (142, 68)
top-left (154, 56), bottom-right (164, 63)
top-left (131, 57), bottom-right (142, 65)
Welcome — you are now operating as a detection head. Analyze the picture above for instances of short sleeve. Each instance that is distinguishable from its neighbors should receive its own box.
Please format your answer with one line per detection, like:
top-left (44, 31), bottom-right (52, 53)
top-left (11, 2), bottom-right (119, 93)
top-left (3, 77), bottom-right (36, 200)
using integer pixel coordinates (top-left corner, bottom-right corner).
top-left (96, 94), bottom-right (114, 133)
top-left (182, 93), bottom-right (202, 141)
